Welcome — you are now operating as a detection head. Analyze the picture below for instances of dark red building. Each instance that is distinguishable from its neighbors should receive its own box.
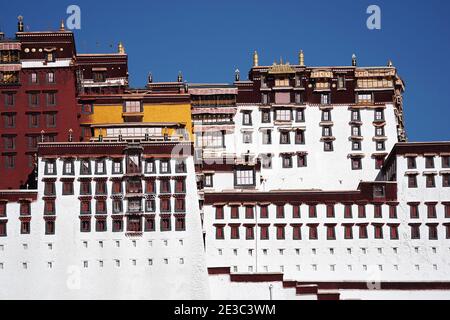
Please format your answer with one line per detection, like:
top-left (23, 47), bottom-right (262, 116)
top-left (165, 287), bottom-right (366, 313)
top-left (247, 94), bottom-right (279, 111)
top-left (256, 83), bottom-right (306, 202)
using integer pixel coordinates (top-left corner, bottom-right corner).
top-left (0, 19), bottom-right (80, 189)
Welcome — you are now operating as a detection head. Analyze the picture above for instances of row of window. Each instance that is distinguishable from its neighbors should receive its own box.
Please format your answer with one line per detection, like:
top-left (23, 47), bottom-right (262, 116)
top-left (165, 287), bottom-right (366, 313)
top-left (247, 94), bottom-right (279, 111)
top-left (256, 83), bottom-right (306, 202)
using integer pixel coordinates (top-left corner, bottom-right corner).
top-left (2, 113), bottom-right (57, 133)
top-left (407, 174), bottom-right (450, 188)
top-left (44, 178), bottom-right (186, 197)
top-left (214, 223), bottom-right (450, 240)
top-left (241, 108), bottom-right (384, 126)
top-left (45, 158), bottom-right (187, 176)
top-left (0, 215), bottom-right (186, 236)
top-left (407, 155), bottom-right (450, 170)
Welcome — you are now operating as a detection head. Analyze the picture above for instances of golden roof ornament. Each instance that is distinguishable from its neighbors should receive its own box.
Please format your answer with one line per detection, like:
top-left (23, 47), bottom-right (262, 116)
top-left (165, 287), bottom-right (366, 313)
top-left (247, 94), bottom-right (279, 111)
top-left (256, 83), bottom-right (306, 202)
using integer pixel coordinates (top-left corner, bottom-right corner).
top-left (118, 42), bottom-right (125, 54)
top-left (18, 15), bottom-right (24, 32)
top-left (253, 51), bottom-right (259, 67)
top-left (299, 50), bottom-right (305, 67)
top-left (59, 19), bottom-right (65, 31)
top-left (268, 61), bottom-right (295, 74)
top-left (352, 53), bottom-right (357, 67)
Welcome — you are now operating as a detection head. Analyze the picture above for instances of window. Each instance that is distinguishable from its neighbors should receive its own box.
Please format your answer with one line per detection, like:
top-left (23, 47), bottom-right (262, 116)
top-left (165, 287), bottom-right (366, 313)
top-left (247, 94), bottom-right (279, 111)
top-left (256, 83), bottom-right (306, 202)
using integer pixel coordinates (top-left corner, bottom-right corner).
top-left (260, 206), bottom-right (268, 219)
top-left (145, 160), bottom-right (156, 173)
top-left (320, 93), bottom-right (330, 105)
top-left (410, 225), bottom-right (420, 239)
top-left (80, 181), bottom-right (91, 195)
top-left (407, 157), bottom-right (417, 169)
top-left (243, 132), bottom-right (252, 144)
top-left (160, 160), bottom-right (171, 174)
top-left (376, 141), bottom-right (386, 151)
top-left (80, 220), bottom-right (91, 233)
top-left (408, 175), bottom-right (418, 188)
top-left (327, 225), bottom-right (336, 240)
top-left (281, 155), bottom-right (293, 168)
top-left (351, 158), bottom-right (362, 170)
top-left (280, 131), bottom-right (290, 144)
top-left (374, 205), bottom-right (383, 218)
top-left (46, 52), bottom-right (55, 63)
top-left (45, 113), bottom-right (56, 128)
top-left (175, 216), bottom-right (186, 231)
top-left (215, 226), bottom-right (225, 239)
top-left (112, 160), bottom-right (123, 174)
top-left (443, 174), bottom-right (450, 188)
top-left (0, 221), bottom-right (7, 237)
top-left (144, 217), bottom-right (155, 232)
top-left (322, 110), bottom-right (331, 122)
top-left (44, 182), bottom-right (56, 196)
top-left (324, 141), bottom-right (333, 152)
top-left (374, 225), bottom-right (383, 239)
top-left (127, 216), bottom-right (142, 233)
top-left (3, 114), bottom-right (15, 128)
top-left (96, 219), bottom-right (107, 232)
top-left (276, 205), bottom-right (285, 218)
top-left (309, 225), bottom-right (318, 240)
top-left (230, 226), bottom-right (240, 239)
top-left (112, 219), bottom-right (122, 232)
top-left (375, 157), bottom-right (385, 170)
top-left (93, 71), bottom-right (106, 83)
top-left (80, 160), bottom-right (91, 175)
top-left (309, 205), bottom-right (317, 218)
top-left (275, 109), bottom-right (291, 122)
top-left (357, 93), bottom-right (372, 104)
top-left (160, 198), bottom-right (171, 212)
top-left (297, 154), bottom-right (307, 167)
top-left (145, 199), bottom-right (155, 212)
top-left (338, 76), bottom-right (346, 89)
top-left (127, 199), bottom-right (142, 213)
top-left (126, 154), bottom-right (141, 174)
top-left (242, 111), bottom-right (252, 126)
top-left (47, 72), bottom-right (55, 83)
top-left (45, 221), bottom-right (55, 235)
top-left (5, 93), bottom-right (15, 107)
top-left (196, 131), bottom-right (224, 148)
top-left (344, 205), bottom-right (353, 219)
top-left (60, 160), bottom-right (74, 175)
top-left (410, 204), bottom-right (420, 219)
top-left (261, 93), bottom-right (269, 105)
top-left (351, 126), bottom-right (361, 137)
top-left (327, 204), bottom-right (335, 218)
top-left (230, 206), bottom-right (239, 219)
top-left (322, 127), bottom-right (333, 137)
top-left (260, 226), bottom-right (269, 240)
top-left (160, 217), bottom-right (171, 231)
top-left (28, 114), bottom-right (39, 128)
top-left (292, 225), bottom-right (302, 240)
top-left (389, 205), bottom-right (397, 219)
top-left (246, 226), bottom-right (255, 240)
top-left (112, 200), bottom-right (123, 214)
top-left (276, 225), bottom-right (285, 240)
top-left (245, 206), bottom-right (255, 219)
top-left (234, 168), bottom-right (255, 186)
top-left (425, 156), bottom-right (435, 169)
top-left (174, 179), bottom-right (185, 193)
top-left (95, 160), bottom-right (106, 175)
top-left (352, 141), bottom-right (361, 151)
top-left (3, 136), bottom-right (15, 150)
top-left (375, 127), bottom-right (385, 137)
top-left (295, 130), bottom-right (305, 145)
top-left (292, 205), bottom-right (301, 218)
top-left (375, 109), bottom-right (384, 121)
top-left (262, 130), bottom-right (272, 145)
top-left (46, 93), bottom-right (56, 106)
top-left (344, 225), bottom-right (353, 240)
top-left (295, 109), bottom-right (305, 122)
top-left (427, 203), bottom-right (437, 218)
top-left (29, 93), bottom-right (39, 106)
top-left (96, 181), bottom-right (107, 195)
top-left (30, 72), bottom-right (38, 84)
top-left (160, 179), bottom-right (171, 194)
top-left (62, 181), bottom-right (74, 195)
top-left (175, 160), bottom-right (186, 173)
top-left (429, 225), bottom-right (438, 240)
top-left (442, 156), bottom-right (450, 169)
top-left (261, 110), bottom-right (271, 123)
top-left (215, 206), bottom-right (224, 220)
top-left (426, 175), bottom-right (436, 188)
top-left (96, 200), bottom-right (107, 214)
top-left (275, 77), bottom-right (289, 87)
top-left (351, 110), bottom-right (360, 121)
top-left (175, 199), bottom-right (185, 212)
top-left (124, 101), bottom-right (142, 113)
top-left (359, 225), bottom-right (368, 239)
top-left (80, 201), bottom-right (91, 215)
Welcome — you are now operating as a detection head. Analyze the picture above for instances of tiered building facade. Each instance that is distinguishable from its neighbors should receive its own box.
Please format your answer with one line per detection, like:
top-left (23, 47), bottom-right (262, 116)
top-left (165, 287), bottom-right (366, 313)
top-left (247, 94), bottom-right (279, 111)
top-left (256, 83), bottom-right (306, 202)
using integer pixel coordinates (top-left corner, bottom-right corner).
top-left (0, 18), bottom-right (449, 300)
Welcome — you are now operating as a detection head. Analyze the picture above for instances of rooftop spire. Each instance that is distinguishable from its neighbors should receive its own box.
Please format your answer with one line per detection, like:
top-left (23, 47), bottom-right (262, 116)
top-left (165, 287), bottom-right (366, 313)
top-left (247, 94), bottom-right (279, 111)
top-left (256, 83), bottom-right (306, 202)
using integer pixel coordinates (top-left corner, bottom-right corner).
top-left (17, 15), bottom-right (24, 32)
top-left (299, 50), bottom-right (305, 67)
top-left (253, 51), bottom-right (259, 67)
top-left (352, 53), bottom-right (357, 67)
top-left (59, 19), bottom-right (65, 31)
top-left (118, 42), bottom-right (125, 54)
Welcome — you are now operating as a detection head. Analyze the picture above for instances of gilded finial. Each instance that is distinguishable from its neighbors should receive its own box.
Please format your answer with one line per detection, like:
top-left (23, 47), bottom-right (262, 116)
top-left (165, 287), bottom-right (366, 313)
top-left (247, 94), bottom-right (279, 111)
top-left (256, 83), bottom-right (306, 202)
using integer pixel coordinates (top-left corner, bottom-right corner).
top-left (235, 69), bottom-right (240, 82)
top-left (118, 42), bottom-right (125, 54)
top-left (299, 50), bottom-right (305, 67)
top-left (387, 59), bottom-right (393, 67)
top-left (177, 71), bottom-right (183, 82)
top-left (253, 51), bottom-right (259, 67)
top-left (17, 15), bottom-right (24, 32)
top-left (59, 19), bottom-right (65, 31)
top-left (148, 72), bottom-right (153, 83)
top-left (352, 54), bottom-right (357, 67)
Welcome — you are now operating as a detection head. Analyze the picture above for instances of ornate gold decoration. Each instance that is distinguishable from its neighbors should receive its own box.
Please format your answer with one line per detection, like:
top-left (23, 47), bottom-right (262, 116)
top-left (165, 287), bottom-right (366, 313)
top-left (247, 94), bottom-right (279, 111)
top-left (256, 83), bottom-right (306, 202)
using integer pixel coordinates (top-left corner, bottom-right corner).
top-left (59, 20), bottom-right (65, 31)
top-left (118, 42), bottom-right (125, 54)
top-left (253, 51), bottom-right (259, 67)
top-left (299, 50), bottom-right (305, 66)
top-left (268, 62), bottom-right (295, 74)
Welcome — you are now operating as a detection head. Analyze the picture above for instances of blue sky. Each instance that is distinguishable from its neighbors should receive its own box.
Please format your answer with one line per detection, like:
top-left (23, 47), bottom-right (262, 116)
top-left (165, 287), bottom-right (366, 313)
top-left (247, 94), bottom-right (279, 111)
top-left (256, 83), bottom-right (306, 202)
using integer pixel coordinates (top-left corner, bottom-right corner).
top-left (1, 0), bottom-right (450, 142)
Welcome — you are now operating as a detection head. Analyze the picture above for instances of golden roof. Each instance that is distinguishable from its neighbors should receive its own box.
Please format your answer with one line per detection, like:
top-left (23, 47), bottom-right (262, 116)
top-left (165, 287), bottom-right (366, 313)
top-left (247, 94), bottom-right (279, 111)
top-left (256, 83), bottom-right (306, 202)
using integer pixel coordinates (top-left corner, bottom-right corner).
top-left (268, 62), bottom-right (295, 74)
